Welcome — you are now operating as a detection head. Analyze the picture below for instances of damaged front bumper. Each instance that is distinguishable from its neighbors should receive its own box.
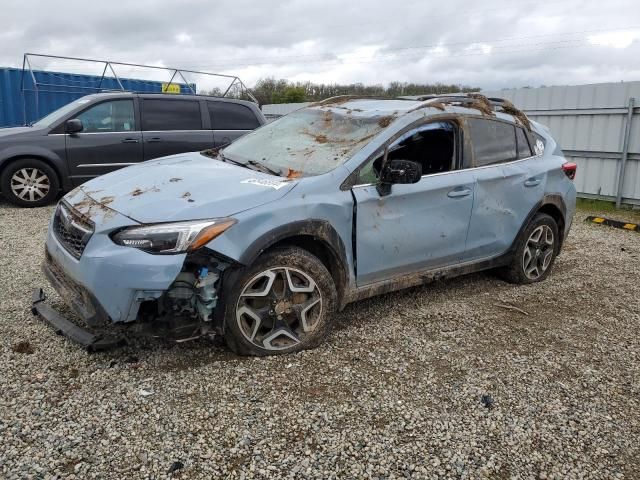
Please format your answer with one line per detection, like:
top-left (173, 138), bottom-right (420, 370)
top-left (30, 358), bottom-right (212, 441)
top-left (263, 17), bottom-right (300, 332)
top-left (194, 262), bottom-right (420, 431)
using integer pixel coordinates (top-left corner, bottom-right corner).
top-left (45, 219), bottom-right (186, 324)
top-left (31, 288), bottom-right (126, 352)
top-left (39, 205), bottom-right (231, 349)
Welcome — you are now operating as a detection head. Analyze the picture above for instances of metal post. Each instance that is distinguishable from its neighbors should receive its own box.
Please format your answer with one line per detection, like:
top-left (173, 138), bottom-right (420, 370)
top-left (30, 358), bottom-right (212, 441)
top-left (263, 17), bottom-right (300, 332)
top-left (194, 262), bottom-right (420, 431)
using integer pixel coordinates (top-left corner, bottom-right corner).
top-left (222, 78), bottom-right (237, 97)
top-left (20, 55), bottom-right (27, 125)
top-left (177, 70), bottom-right (196, 94)
top-left (165, 70), bottom-right (178, 92)
top-left (97, 63), bottom-right (108, 91)
top-left (107, 62), bottom-right (125, 91)
top-left (616, 97), bottom-right (635, 208)
top-left (24, 55), bottom-right (39, 122)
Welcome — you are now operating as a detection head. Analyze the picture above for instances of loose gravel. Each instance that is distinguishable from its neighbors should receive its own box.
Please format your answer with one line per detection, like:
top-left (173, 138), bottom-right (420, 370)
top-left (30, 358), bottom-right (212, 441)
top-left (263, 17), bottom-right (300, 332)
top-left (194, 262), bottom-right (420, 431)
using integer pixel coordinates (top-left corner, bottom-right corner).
top-left (1, 201), bottom-right (639, 479)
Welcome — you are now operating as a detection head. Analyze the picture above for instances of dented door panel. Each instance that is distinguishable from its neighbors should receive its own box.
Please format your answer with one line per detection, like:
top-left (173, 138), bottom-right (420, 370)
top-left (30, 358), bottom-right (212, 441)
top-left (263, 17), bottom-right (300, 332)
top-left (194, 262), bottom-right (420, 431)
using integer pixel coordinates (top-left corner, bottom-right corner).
top-left (353, 171), bottom-right (475, 286)
top-left (464, 158), bottom-right (547, 261)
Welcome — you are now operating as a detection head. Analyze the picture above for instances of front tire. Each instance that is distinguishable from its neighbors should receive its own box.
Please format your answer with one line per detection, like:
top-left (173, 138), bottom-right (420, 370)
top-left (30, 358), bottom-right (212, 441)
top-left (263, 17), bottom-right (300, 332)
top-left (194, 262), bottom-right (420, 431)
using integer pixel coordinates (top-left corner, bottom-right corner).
top-left (499, 213), bottom-right (559, 284)
top-left (223, 247), bottom-right (337, 356)
top-left (1, 158), bottom-right (59, 207)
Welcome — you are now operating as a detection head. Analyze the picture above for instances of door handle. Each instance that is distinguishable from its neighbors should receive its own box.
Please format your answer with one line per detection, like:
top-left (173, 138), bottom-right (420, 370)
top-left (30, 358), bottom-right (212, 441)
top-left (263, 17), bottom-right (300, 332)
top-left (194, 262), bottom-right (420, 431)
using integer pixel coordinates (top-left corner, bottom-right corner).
top-left (447, 188), bottom-right (472, 198)
top-left (146, 137), bottom-right (162, 143)
top-left (121, 138), bottom-right (139, 144)
top-left (524, 178), bottom-right (541, 187)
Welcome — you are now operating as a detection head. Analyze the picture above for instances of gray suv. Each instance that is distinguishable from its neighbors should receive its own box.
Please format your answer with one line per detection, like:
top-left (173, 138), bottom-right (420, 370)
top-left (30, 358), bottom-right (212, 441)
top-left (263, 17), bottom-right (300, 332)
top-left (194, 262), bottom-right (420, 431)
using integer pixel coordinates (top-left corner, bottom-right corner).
top-left (0, 92), bottom-right (265, 207)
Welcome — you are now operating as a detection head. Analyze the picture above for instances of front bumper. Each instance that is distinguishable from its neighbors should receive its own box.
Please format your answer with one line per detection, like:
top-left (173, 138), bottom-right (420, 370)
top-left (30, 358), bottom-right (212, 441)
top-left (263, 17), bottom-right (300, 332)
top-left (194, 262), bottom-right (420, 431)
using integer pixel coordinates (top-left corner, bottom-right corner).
top-left (44, 214), bottom-right (186, 324)
top-left (31, 288), bottom-right (126, 352)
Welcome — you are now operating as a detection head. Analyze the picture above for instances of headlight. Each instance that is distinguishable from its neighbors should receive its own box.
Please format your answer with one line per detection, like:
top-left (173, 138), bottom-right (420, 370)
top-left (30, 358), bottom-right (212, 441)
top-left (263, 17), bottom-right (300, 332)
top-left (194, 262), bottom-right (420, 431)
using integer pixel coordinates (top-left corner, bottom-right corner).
top-left (112, 218), bottom-right (236, 254)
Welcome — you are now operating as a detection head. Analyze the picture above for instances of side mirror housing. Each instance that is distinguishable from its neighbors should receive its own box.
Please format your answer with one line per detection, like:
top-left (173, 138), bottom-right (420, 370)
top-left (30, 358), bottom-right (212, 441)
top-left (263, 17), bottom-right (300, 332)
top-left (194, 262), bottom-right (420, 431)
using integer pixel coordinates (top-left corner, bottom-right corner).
top-left (377, 159), bottom-right (422, 196)
top-left (65, 118), bottom-right (83, 134)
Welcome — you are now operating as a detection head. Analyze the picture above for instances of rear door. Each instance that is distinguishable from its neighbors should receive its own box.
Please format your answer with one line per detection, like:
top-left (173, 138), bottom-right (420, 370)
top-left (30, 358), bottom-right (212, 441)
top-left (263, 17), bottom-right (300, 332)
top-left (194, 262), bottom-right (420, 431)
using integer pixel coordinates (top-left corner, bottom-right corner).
top-left (463, 117), bottom-right (544, 261)
top-left (65, 98), bottom-right (143, 184)
top-left (208, 101), bottom-right (261, 147)
top-left (141, 98), bottom-right (214, 160)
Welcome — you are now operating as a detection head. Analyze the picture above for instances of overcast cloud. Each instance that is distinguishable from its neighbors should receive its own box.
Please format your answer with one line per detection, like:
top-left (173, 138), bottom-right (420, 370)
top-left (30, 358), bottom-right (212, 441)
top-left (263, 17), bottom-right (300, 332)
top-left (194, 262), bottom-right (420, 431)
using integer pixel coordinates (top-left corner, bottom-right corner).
top-left (2, 0), bottom-right (640, 91)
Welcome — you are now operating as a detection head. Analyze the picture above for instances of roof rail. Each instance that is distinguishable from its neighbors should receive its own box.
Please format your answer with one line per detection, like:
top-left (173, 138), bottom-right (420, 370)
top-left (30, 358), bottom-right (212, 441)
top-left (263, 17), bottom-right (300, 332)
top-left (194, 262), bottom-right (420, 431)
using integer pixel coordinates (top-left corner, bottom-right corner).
top-left (405, 93), bottom-right (532, 129)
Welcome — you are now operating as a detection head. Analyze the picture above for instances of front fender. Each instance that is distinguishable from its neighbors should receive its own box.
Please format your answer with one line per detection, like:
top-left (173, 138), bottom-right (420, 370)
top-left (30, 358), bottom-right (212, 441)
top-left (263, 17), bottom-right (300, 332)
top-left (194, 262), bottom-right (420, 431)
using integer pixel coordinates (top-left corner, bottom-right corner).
top-left (236, 219), bottom-right (348, 268)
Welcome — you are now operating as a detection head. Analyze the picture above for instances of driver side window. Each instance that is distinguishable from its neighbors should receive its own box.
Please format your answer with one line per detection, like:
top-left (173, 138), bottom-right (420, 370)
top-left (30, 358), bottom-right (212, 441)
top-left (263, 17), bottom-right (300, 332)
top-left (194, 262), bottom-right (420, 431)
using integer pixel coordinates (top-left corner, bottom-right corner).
top-left (356, 121), bottom-right (456, 184)
top-left (76, 100), bottom-right (136, 133)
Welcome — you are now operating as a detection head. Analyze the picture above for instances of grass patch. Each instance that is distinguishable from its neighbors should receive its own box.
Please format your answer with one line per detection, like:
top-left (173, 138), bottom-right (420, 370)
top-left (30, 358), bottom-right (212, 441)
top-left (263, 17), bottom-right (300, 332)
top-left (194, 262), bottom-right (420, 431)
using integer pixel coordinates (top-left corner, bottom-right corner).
top-left (576, 197), bottom-right (640, 223)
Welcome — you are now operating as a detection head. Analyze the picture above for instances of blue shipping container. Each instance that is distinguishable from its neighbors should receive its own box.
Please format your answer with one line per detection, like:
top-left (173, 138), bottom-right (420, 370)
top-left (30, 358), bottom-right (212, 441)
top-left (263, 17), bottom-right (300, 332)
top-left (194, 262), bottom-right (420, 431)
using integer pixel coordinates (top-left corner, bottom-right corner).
top-left (0, 67), bottom-right (194, 128)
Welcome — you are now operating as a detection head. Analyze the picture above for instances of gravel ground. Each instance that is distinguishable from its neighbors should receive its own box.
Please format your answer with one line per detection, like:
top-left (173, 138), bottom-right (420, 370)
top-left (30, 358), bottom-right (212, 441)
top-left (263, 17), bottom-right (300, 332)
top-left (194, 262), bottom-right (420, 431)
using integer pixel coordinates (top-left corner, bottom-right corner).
top-left (1, 200), bottom-right (639, 479)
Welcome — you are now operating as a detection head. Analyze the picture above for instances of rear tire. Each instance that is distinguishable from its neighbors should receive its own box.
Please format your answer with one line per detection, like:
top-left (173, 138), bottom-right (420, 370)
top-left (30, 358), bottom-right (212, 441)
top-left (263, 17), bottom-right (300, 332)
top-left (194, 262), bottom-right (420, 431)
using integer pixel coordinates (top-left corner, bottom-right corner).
top-left (1, 158), bottom-right (59, 207)
top-left (223, 247), bottom-right (337, 356)
top-left (499, 213), bottom-right (559, 284)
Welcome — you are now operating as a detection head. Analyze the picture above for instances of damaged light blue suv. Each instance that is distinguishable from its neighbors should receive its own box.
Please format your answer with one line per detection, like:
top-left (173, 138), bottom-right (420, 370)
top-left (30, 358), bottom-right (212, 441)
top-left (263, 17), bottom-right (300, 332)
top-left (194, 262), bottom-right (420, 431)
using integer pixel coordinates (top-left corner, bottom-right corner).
top-left (33, 94), bottom-right (577, 355)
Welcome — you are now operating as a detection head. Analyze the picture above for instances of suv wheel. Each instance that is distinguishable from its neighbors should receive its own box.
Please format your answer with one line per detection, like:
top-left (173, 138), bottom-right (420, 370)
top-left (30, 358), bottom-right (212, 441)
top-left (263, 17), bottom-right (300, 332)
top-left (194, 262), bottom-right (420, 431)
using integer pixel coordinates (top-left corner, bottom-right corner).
top-left (1, 159), bottom-right (59, 207)
top-left (500, 213), bottom-right (559, 284)
top-left (224, 247), bottom-right (337, 356)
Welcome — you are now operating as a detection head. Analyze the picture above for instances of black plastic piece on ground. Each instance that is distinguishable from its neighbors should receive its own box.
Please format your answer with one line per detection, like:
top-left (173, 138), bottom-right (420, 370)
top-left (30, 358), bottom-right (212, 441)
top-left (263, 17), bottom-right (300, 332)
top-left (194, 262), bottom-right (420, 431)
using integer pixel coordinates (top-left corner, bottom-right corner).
top-left (585, 216), bottom-right (639, 232)
top-left (31, 288), bottom-right (126, 352)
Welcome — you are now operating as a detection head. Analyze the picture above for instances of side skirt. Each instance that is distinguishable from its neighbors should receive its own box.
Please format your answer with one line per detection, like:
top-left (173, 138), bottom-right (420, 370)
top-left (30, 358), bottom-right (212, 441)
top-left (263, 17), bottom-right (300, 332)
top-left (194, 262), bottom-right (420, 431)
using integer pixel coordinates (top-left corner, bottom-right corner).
top-left (345, 252), bottom-right (512, 304)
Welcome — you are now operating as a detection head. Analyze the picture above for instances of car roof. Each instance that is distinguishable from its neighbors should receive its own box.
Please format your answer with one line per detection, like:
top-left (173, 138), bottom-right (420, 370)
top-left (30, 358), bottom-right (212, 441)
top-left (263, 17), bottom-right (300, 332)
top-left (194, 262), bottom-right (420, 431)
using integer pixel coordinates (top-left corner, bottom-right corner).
top-left (308, 93), bottom-right (531, 129)
top-left (79, 92), bottom-right (258, 108)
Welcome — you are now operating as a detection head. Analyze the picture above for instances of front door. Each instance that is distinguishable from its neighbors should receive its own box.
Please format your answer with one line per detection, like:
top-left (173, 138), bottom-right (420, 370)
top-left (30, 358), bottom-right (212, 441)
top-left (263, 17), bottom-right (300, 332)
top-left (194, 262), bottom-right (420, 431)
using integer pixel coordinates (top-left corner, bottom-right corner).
top-left (352, 121), bottom-right (475, 286)
top-left (65, 99), bottom-right (142, 185)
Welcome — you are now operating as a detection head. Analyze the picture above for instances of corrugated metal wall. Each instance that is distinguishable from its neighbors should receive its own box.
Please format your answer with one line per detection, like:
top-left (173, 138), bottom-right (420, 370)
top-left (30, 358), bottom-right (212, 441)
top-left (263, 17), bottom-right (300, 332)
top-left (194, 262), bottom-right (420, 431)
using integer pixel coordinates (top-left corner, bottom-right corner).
top-left (0, 68), bottom-right (192, 127)
top-left (482, 82), bottom-right (640, 205)
top-left (261, 102), bottom-right (311, 121)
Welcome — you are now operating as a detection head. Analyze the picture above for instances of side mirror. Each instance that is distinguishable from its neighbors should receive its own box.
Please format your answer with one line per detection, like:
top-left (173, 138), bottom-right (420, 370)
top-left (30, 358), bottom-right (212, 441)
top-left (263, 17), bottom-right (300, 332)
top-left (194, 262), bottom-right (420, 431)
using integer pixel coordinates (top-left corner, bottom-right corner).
top-left (65, 118), bottom-right (83, 134)
top-left (377, 159), bottom-right (422, 196)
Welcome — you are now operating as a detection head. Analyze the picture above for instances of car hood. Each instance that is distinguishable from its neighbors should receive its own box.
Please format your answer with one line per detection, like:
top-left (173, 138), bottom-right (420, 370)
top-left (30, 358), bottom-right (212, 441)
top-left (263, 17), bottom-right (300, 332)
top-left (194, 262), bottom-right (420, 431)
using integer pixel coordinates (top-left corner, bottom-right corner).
top-left (0, 126), bottom-right (43, 138)
top-left (69, 152), bottom-right (298, 224)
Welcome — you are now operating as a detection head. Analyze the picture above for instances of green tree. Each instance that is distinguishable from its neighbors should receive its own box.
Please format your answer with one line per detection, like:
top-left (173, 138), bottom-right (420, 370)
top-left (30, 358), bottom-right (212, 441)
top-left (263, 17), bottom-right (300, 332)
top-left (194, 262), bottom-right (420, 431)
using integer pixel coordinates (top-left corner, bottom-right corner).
top-left (249, 78), bottom-right (480, 104)
top-left (272, 86), bottom-right (307, 104)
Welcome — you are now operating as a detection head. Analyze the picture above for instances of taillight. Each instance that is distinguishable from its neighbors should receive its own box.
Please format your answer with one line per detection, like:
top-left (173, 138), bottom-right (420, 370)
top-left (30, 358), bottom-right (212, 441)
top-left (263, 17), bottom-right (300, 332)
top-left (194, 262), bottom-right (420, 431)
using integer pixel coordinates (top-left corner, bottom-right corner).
top-left (562, 162), bottom-right (577, 180)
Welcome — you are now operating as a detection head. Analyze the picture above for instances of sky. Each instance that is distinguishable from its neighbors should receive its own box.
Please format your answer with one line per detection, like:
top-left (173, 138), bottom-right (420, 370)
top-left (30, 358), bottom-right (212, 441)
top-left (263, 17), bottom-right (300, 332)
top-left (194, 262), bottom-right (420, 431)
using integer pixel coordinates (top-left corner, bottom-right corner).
top-left (1, 0), bottom-right (640, 92)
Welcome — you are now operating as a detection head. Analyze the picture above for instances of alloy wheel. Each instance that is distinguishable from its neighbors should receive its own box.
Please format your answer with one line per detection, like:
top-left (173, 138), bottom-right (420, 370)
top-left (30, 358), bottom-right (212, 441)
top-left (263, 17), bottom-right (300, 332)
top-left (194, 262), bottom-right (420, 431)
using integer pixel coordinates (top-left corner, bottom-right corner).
top-left (236, 267), bottom-right (323, 351)
top-left (10, 168), bottom-right (50, 202)
top-left (522, 225), bottom-right (555, 280)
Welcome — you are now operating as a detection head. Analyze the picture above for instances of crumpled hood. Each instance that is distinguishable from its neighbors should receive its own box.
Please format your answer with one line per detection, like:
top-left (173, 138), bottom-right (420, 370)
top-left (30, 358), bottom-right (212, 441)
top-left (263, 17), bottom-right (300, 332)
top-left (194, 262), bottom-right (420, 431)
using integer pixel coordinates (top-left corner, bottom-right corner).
top-left (71, 152), bottom-right (297, 223)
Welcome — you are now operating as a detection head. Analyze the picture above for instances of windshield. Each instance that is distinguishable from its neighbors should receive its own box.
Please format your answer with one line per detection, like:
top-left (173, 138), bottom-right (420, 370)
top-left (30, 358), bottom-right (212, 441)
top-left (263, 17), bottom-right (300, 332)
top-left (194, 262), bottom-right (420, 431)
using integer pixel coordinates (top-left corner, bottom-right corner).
top-left (221, 108), bottom-right (387, 177)
top-left (32, 96), bottom-right (95, 127)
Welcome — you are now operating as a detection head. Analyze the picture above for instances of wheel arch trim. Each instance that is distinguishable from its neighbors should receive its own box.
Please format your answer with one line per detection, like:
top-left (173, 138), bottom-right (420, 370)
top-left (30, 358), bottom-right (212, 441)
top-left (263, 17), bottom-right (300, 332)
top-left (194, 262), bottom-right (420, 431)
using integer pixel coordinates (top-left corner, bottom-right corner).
top-left (514, 194), bottom-right (567, 254)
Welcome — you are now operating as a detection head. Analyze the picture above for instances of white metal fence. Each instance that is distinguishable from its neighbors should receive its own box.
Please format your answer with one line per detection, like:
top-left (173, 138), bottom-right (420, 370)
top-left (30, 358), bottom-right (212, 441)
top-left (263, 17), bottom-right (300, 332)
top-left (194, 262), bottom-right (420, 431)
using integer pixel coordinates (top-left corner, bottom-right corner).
top-left (262, 82), bottom-right (640, 206)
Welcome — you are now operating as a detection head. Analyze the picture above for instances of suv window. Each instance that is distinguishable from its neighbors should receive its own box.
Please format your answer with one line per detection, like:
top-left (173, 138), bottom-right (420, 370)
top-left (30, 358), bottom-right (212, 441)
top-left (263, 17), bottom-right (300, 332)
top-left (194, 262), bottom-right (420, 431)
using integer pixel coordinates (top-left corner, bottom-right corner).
top-left (357, 122), bottom-right (456, 184)
top-left (208, 102), bottom-right (260, 130)
top-left (515, 126), bottom-right (533, 159)
top-left (142, 99), bottom-right (202, 131)
top-left (467, 118), bottom-right (517, 167)
top-left (77, 100), bottom-right (135, 133)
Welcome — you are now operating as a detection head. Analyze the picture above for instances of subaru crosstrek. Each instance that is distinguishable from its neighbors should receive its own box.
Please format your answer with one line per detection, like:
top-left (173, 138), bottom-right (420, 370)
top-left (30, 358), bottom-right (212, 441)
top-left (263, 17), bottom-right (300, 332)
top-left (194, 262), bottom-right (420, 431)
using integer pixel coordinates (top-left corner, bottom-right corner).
top-left (33, 94), bottom-right (577, 355)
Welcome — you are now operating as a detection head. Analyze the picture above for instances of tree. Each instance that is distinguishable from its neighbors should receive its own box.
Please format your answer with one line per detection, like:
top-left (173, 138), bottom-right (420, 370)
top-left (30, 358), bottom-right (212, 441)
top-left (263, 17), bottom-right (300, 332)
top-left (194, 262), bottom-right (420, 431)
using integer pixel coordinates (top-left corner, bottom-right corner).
top-left (248, 78), bottom-right (480, 105)
top-left (272, 86), bottom-right (306, 104)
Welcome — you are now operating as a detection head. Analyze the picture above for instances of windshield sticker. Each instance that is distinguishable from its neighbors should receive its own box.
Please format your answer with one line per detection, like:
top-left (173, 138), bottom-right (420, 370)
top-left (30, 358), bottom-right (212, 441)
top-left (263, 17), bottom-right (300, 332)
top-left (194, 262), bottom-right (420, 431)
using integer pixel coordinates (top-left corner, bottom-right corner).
top-left (241, 178), bottom-right (291, 190)
top-left (534, 138), bottom-right (545, 155)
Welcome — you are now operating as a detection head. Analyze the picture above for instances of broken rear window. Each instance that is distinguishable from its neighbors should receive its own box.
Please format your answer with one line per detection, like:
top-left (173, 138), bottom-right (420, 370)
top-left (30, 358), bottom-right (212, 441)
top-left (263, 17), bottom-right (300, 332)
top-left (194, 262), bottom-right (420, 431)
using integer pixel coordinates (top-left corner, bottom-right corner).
top-left (221, 108), bottom-right (386, 177)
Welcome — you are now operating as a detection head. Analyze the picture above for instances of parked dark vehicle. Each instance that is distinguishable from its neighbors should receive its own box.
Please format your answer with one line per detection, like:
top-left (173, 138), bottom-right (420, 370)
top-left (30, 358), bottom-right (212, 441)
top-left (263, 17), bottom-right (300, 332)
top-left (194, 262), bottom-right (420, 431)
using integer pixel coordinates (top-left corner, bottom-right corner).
top-left (0, 93), bottom-right (265, 207)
